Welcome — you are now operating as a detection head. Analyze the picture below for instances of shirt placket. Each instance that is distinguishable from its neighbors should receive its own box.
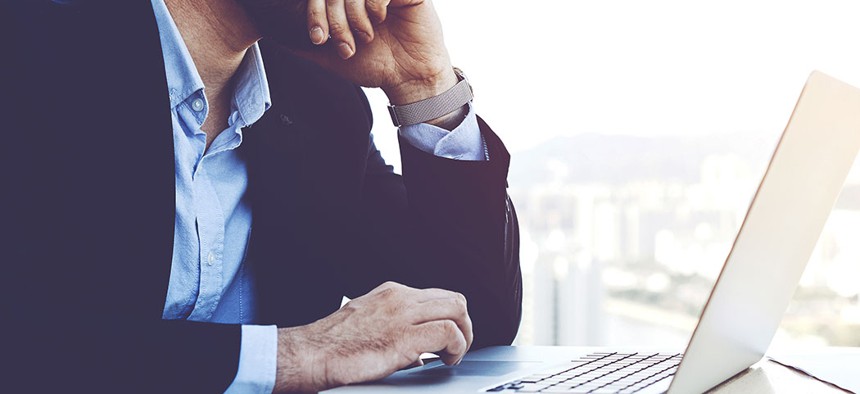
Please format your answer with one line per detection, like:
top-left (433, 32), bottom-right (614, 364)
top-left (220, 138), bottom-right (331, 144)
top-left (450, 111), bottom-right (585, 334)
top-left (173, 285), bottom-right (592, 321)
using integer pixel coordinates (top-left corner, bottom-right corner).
top-left (180, 91), bottom-right (227, 322)
top-left (187, 158), bottom-right (227, 321)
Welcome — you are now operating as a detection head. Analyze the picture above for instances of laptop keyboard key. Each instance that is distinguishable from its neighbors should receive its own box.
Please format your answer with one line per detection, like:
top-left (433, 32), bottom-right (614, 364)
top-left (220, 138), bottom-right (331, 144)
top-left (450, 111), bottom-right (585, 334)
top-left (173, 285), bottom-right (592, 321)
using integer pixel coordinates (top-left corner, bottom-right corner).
top-left (490, 352), bottom-right (682, 393)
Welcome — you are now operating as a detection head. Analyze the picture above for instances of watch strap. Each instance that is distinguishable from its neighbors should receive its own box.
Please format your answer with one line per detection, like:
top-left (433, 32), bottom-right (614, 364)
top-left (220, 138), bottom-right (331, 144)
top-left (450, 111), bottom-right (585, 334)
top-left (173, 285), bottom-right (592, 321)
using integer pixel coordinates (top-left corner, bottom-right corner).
top-left (388, 69), bottom-right (473, 127)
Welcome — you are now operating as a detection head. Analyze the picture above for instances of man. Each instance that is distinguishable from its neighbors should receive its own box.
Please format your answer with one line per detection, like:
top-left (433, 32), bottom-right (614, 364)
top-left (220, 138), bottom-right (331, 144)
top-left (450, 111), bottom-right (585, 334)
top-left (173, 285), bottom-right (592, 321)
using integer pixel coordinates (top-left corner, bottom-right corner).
top-left (1, 0), bottom-right (521, 392)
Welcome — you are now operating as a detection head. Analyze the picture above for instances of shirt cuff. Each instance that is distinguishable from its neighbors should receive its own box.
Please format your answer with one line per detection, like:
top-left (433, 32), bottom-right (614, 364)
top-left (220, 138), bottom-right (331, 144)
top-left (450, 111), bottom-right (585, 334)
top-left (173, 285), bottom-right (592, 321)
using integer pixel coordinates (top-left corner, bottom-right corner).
top-left (399, 103), bottom-right (487, 161)
top-left (224, 325), bottom-right (278, 394)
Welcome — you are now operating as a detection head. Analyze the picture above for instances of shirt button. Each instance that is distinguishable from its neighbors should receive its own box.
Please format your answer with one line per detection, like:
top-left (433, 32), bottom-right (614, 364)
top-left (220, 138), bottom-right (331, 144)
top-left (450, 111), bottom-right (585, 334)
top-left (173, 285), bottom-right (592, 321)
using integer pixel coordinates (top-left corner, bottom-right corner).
top-left (191, 98), bottom-right (205, 112)
top-left (207, 251), bottom-right (215, 265)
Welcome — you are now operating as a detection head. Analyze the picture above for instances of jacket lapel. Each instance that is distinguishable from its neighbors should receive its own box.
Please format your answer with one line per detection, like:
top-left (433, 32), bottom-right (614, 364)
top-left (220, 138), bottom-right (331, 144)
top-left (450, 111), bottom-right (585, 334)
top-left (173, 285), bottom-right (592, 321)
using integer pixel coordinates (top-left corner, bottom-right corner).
top-left (52, 0), bottom-right (178, 317)
top-left (243, 45), bottom-right (376, 325)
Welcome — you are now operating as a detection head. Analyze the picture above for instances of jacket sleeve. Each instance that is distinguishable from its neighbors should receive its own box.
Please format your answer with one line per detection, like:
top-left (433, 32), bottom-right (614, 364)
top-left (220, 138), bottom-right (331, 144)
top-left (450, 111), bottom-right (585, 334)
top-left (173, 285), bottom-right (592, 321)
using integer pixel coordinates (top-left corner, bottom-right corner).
top-left (339, 89), bottom-right (523, 348)
top-left (5, 316), bottom-right (241, 393)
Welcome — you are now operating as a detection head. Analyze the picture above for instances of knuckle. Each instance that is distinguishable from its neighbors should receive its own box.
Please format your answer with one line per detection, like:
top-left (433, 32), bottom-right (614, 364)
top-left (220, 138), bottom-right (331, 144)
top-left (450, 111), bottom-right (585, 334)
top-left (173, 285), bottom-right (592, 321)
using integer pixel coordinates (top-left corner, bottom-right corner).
top-left (454, 299), bottom-right (468, 316)
top-left (454, 292), bottom-right (467, 306)
top-left (308, 9), bottom-right (325, 21)
top-left (453, 334), bottom-right (467, 351)
top-left (458, 340), bottom-right (468, 354)
top-left (347, 14), bottom-right (370, 28)
top-left (340, 300), bottom-right (360, 314)
top-left (328, 22), bottom-right (349, 36)
top-left (377, 287), bottom-right (394, 299)
top-left (442, 320), bottom-right (458, 335)
top-left (366, 1), bottom-right (386, 19)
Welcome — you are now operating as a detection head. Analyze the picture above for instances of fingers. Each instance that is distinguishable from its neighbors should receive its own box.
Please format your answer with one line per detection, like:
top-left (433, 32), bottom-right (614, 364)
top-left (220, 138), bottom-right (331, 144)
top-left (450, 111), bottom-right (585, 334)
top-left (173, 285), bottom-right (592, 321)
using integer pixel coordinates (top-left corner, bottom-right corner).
top-left (365, 0), bottom-right (390, 23)
top-left (345, 0), bottom-right (375, 43)
top-left (324, 0), bottom-right (357, 59)
top-left (307, 0), bottom-right (391, 59)
top-left (410, 320), bottom-right (468, 366)
top-left (307, 0), bottom-right (329, 45)
top-left (409, 297), bottom-right (474, 353)
top-left (369, 282), bottom-right (474, 364)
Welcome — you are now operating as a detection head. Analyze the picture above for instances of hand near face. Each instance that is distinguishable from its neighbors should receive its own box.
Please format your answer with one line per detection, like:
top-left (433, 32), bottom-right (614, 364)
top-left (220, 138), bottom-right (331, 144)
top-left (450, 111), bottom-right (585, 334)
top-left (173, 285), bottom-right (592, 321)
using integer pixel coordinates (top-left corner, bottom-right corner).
top-left (297, 0), bottom-right (458, 105)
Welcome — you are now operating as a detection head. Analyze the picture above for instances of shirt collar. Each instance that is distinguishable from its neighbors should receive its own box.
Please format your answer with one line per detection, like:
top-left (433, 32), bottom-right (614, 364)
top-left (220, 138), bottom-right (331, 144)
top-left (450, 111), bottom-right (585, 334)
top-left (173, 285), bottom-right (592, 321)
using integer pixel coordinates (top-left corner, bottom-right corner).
top-left (232, 44), bottom-right (272, 127)
top-left (151, 0), bottom-right (271, 126)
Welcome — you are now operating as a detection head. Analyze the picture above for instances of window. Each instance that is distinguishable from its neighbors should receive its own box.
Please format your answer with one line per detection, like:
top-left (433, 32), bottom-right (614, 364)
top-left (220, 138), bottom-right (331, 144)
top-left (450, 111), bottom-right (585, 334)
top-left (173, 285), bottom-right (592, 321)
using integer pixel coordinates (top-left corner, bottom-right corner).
top-left (366, 0), bottom-right (860, 348)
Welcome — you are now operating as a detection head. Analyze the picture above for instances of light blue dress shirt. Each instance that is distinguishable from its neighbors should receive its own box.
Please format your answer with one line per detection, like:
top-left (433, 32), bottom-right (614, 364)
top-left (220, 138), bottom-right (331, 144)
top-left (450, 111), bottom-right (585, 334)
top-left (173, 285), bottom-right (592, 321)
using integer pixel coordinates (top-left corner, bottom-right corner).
top-left (151, 0), bottom-right (485, 392)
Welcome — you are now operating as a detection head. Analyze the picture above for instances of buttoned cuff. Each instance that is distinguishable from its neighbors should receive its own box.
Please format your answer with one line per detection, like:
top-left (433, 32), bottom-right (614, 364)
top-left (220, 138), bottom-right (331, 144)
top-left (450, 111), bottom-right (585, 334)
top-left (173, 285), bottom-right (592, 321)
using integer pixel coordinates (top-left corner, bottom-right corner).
top-left (399, 103), bottom-right (487, 161)
top-left (224, 325), bottom-right (278, 394)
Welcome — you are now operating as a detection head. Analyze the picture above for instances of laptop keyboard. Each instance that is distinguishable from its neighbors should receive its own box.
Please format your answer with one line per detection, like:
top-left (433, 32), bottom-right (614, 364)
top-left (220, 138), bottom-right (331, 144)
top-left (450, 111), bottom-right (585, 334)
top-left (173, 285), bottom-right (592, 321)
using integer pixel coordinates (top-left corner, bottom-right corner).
top-left (485, 352), bottom-right (683, 393)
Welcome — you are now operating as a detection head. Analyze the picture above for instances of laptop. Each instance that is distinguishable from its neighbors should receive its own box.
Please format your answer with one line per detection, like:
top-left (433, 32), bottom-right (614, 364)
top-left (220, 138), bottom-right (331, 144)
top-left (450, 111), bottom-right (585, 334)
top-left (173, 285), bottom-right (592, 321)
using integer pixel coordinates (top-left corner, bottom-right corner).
top-left (327, 71), bottom-right (860, 394)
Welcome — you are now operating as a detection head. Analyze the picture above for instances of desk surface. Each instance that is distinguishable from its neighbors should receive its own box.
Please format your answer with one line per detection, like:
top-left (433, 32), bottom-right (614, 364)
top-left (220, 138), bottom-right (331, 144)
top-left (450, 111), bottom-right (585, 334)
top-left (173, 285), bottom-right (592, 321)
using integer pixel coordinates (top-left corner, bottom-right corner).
top-left (715, 359), bottom-right (844, 393)
top-left (326, 346), bottom-right (860, 393)
top-left (765, 347), bottom-right (860, 393)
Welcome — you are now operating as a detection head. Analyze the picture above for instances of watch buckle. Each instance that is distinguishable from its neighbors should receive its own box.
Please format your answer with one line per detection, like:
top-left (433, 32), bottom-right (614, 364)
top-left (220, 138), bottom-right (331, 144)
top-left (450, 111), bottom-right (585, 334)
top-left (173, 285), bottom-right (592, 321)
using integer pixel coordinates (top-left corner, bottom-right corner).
top-left (387, 104), bottom-right (401, 127)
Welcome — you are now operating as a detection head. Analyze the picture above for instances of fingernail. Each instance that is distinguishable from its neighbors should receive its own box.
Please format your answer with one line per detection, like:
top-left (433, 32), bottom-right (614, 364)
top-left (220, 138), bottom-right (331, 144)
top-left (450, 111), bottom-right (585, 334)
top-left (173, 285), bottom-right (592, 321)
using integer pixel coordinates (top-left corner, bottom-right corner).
top-left (310, 26), bottom-right (325, 45)
top-left (337, 42), bottom-right (354, 59)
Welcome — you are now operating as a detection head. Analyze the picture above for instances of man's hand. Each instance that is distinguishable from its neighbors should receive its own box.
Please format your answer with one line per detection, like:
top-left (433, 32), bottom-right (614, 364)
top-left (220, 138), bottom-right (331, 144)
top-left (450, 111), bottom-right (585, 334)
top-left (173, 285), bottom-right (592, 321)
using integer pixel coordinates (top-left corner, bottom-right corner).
top-left (273, 281), bottom-right (474, 393)
top-left (296, 0), bottom-right (458, 106)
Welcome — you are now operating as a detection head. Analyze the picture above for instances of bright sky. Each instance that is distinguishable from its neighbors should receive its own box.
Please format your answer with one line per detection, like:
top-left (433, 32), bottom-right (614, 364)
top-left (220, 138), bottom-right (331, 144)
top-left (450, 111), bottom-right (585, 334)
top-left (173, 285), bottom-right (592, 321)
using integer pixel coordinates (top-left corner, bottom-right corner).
top-left (366, 0), bottom-right (860, 170)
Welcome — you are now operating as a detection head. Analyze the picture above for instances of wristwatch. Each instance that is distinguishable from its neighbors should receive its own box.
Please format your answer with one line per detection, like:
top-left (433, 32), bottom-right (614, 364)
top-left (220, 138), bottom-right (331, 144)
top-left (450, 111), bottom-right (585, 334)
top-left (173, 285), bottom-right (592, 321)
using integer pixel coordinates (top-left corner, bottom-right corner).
top-left (387, 67), bottom-right (473, 127)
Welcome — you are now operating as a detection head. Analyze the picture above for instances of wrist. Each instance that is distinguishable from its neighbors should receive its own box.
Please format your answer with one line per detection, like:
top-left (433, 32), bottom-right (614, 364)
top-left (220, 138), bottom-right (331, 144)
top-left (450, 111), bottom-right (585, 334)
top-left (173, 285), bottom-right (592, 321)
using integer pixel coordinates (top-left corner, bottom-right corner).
top-left (383, 68), bottom-right (459, 106)
top-left (274, 326), bottom-right (325, 393)
top-left (425, 103), bottom-right (469, 130)
top-left (386, 67), bottom-right (474, 128)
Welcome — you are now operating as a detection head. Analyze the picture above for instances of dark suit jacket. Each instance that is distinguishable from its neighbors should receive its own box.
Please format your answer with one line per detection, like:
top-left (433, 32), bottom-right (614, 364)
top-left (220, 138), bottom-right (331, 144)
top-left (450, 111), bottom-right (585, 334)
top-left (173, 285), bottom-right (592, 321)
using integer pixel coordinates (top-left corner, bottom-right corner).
top-left (1, 1), bottom-right (521, 392)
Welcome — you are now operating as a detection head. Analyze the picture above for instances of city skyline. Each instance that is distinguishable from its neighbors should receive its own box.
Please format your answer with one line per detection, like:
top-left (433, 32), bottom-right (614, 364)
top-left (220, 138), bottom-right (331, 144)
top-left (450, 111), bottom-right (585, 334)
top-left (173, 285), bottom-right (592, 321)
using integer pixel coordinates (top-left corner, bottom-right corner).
top-left (504, 132), bottom-right (860, 348)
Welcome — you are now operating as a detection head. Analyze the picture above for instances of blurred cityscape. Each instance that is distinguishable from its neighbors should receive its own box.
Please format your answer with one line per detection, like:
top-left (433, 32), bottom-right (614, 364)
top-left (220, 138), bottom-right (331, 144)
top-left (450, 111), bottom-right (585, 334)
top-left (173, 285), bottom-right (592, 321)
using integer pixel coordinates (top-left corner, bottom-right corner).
top-left (507, 132), bottom-right (860, 349)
